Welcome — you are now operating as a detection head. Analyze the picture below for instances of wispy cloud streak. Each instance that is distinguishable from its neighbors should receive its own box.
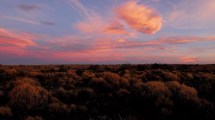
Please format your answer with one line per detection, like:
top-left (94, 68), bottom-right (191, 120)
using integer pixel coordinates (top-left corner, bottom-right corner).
top-left (0, 28), bottom-right (37, 47)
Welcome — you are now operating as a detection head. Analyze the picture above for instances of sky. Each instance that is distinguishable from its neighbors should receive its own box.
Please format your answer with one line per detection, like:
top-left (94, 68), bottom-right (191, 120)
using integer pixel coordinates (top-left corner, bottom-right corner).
top-left (0, 0), bottom-right (215, 64)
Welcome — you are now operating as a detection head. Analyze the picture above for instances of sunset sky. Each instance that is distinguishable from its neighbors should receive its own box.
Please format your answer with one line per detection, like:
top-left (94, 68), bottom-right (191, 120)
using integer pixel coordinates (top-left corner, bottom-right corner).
top-left (0, 0), bottom-right (215, 64)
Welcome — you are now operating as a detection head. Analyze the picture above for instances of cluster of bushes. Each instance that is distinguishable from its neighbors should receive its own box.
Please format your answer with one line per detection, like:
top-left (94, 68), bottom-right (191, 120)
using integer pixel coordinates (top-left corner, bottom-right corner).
top-left (0, 64), bottom-right (215, 120)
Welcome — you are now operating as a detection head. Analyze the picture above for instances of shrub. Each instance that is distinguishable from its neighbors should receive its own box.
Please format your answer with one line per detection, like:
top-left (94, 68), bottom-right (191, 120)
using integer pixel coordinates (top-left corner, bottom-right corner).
top-left (132, 80), bottom-right (145, 95)
top-left (118, 89), bottom-right (130, 96)
top-left (119, 78), bottom-right (130, 88)
top-left (15, 77), bottom-right (39, 86)
top-left (89, 77), bottom-right (110, 92)
top-left (102, 72), bottom-right (124, 89)
top-left (70, 104), bottom-right (77, 112)
top-left (0, 106), bottom-right (12, 117)
top-left (82, 71), bottom-right (95, 79)
top-left (77, 105), bottom-right (88, 113)
top-left (143, 81), bottom-right (171, 98)
top-left (9, 83), bottom-right (49, 110)
top-left (48, 102), bottom-right (69, 114)
top-left (25, 116), bottom-right (43, 120)
top-left (67, 70), bottom-right (81, 80)
top-left (151, 69), bottom-right (180, 81)
top-left (3, 68), bottom-right (18, 77)
top-left (0, 90), bottom-right (3, 97)
top-left (166, 81), bottom-right (199, 102)
top-left (102, 72), bottom-right (121, 81)
top-left (78, 88), bottom-right (95, 99)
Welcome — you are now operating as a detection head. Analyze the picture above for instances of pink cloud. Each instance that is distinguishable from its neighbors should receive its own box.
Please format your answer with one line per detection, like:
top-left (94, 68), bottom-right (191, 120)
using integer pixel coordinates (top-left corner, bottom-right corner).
top-left (109, 36), bottom-right (215, 49)
top-left (43, 36), bottom-right (127, 62)
top-left (0, 28), bottom-right (39, 57)
top-left (103, 22), bottom-right (129, 35)
top-left (115, 1), bottom-right (163, 34)
top-left (48, 35), bottom-right (215, 52)
top-left (71, 0), bottom-right (132, 36)
top-left (2, 30), bottom-right (213, 63)
top-left (180, 57), bottom-right (198, 63)
top-left (0, 46), bottom-right (29, 56)
top-left (75, 18), bottom-right (131, 36)
top-left (74, 10), bottom-right (131, 35)
top-left (0, 28), bottom-right (37, 47)
top-left (75, 17), bottom-right (105, 33)
top-left (49, 41), bottom-right (126, 63)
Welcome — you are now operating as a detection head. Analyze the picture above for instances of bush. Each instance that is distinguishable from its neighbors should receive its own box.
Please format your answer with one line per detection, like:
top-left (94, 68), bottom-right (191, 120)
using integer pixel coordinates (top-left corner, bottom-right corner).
top-left (82, 71), bottom-right (95, 79)
top-left (166, 81), bottom-right (199, 101)
top-left (119, 78), bottom-right (130, 88)
top-left (132, 80), bottom-right (145, 95)
top-left (9, 83), bottom-right (49, 110)
top-left (25, 116), bottom-right (43, 120)
top-left (118, 88), bottom-right (130, 96)
top-left (78, 88), bottom-right (95, 99)
top-left (89, 77), bottom-right (110, 92)
top-left (102, 72), bottom-right (121, 82)
top-left (15, 77), bottom-right (39, 86)
top-left (143, 81), bottom-right (171, 98)
top-left (48, 102), bottom-right (69, 114)
top-left (0, 106), bottom-right (12, 117)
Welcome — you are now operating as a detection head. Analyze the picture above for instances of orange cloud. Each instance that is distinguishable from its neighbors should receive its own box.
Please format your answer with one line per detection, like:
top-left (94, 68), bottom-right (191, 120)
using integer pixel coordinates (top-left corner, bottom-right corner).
top-left (180, 57), bottom-right (198, 63)
top-left (0, 28), bottom-right (37, 47)
top-left (115, 1), bottom-right (163, 34)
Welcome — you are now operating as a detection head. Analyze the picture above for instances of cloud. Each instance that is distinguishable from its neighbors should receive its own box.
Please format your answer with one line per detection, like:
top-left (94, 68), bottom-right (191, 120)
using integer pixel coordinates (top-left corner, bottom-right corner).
top-left (115, 1), bottom-right (163, 34)
top-left (0, 28), bottom-right (39, 57)
top-left (85, 36), bottom-right (215, 50)
top-left (48, 35), bottom-right (93, 52)
top-left (17, 4), bottom-right (42, 12)
top-left (180, 57), bottom-right (198, 63)
top-left (39, 36), bottom-right (126, 63)
top-left (103, 22), bottom-right (129, 35)
top-left (68, 0), bottom-right (107, 33)
top-left (0, 28), bottom-right (37, 47)
top-left (68, 0), bottom-right (131, 36)
top-left (45, 35), bottom-right (215, 55)
top-left (75, 17), bottom-right (131, 36)
top-left (1, 32), bottom-right (214, 64)
top-left (40, 21), bottom-right (56, 26)
top-left (151, 36), bottom-right (215, 45)
top-left (0, 16), bottom-right (40, 25)
top-left (66, 0), bottom-right (97, 20)
top-left (75, 17), bottom-right (105, 33)
top-left (1, 16), bottom-right (56, 26)
top-left (167, 0), bottom-right (215, 29)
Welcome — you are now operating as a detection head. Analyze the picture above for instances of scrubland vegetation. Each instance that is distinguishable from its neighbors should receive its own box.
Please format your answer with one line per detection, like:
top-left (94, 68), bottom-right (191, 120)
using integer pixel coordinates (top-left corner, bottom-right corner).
top-left (0, 64), bottom-right (215, 120)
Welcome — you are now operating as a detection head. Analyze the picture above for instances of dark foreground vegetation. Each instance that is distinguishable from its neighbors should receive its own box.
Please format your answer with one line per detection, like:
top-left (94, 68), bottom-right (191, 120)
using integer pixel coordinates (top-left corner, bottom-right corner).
top-left (0, 64), bottom-right (215, 120)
